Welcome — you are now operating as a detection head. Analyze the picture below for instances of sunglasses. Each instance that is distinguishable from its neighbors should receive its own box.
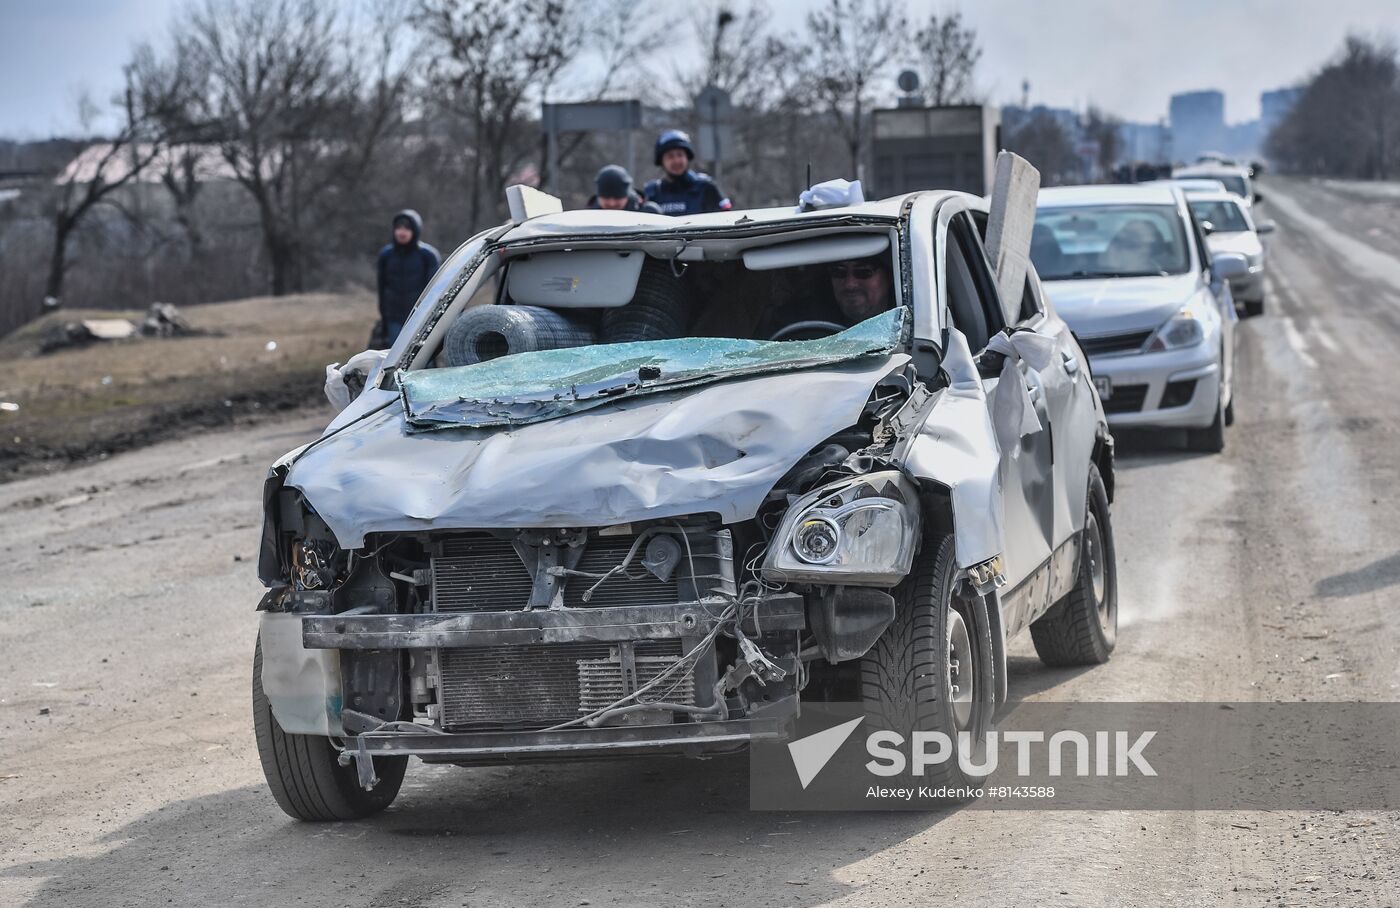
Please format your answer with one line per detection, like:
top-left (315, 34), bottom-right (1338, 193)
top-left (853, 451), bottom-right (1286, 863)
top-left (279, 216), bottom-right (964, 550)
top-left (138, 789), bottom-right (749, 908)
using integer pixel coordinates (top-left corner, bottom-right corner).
top-left (828, 265), bottom-right (879, 280)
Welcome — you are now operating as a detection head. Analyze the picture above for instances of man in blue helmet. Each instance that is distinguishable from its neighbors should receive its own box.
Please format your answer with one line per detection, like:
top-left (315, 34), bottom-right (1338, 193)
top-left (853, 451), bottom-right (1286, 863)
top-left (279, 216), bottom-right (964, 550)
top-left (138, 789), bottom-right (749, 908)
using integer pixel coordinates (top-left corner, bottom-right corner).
top-left (642, 129), bottom-right (732, 216)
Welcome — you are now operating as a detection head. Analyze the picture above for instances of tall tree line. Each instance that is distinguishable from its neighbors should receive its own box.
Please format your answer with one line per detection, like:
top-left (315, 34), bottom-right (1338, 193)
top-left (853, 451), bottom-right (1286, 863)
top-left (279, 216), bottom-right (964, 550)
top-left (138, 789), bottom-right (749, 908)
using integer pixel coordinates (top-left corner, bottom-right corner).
top-left (3, 0), bottom-right (985, 334)
top-left (1267, 34), bottom-right (1400, 179)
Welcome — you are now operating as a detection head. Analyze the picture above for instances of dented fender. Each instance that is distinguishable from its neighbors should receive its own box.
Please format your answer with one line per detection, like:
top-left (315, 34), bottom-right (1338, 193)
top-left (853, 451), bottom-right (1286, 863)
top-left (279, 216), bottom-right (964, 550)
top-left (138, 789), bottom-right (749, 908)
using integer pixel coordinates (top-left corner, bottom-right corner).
top-left (901, 328), bottom-right (1005, 570)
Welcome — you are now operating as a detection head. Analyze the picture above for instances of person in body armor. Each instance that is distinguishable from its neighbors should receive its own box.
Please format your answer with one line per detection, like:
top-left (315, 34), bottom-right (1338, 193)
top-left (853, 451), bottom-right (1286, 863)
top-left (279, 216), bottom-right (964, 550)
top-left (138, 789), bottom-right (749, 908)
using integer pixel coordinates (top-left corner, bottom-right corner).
top-left (642, 129), bottom-right (732, 216)
top-left (587, 165), bottom-right (662, 213)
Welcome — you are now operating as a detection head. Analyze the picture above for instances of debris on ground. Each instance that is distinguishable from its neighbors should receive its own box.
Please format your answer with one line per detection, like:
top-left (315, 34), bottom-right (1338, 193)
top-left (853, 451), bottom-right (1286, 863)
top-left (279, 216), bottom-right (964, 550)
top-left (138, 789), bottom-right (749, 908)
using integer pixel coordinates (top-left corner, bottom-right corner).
top-left (37, 303), bottom-right (208, 354)
top-left (140, 303), bottom-right (199, 338)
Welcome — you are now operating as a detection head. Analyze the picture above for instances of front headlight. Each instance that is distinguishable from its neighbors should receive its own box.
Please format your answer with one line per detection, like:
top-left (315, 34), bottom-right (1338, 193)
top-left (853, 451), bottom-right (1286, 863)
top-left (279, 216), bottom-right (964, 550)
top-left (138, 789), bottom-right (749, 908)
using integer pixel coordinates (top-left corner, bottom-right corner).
top-left (762, 471), bottom-right (919, 587)
top-left (1144, 308), bottom-right (1205, 352)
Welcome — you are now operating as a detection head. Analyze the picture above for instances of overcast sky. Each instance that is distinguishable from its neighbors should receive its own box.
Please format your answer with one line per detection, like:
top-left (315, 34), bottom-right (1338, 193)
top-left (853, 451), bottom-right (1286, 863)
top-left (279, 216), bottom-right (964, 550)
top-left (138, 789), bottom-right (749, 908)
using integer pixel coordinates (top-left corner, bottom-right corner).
top-left (1, 0), bottom-right (1396, 139)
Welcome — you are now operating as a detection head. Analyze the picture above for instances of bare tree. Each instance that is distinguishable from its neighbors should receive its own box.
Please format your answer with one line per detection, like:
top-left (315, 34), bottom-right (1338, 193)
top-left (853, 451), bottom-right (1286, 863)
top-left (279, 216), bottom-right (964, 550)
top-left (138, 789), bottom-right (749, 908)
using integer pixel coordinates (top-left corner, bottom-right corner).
top-left (1005, 113), bottom-right (1078, 186)
top-left (914, 11), bottom-right (981, 106)
top-left (1268, 35), bottom-right (1400, 179)
top-left (1084, 106), bottom-right (1122, 176)
top-left (43, 75), bottom-right (169, 302)
top-left (415, 0), bottom-right (587, 231)
top-left (175, 0), bottom-right (410, 295)
top-left (802, 0), bottom-right (908, 179)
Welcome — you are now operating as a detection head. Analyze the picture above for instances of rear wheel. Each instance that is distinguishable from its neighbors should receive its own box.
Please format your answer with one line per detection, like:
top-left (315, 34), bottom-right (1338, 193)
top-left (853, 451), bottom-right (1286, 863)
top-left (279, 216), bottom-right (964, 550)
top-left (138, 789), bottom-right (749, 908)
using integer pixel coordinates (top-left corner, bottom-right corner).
top-left (1031, 464), bottom-right (1118, 666)
top-left (253, 638), bottom-right (407, 821)
top-left (1244, 295), bottom-right (1265, 318)
top-left (860, 533), bottom-right (995, 791)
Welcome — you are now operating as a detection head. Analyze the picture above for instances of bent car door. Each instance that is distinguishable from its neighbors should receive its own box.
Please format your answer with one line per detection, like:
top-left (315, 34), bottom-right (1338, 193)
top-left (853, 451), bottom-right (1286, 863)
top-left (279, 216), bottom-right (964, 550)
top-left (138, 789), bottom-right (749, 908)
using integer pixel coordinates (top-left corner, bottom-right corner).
top-left (942, 207), bottom-right (1055, 631)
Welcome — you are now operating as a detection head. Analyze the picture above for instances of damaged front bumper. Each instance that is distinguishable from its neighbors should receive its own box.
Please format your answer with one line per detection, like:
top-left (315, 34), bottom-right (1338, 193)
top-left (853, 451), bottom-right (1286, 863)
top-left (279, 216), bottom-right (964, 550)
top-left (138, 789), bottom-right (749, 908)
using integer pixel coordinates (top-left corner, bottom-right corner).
top-left (260, 593), bottom-right (806, 766)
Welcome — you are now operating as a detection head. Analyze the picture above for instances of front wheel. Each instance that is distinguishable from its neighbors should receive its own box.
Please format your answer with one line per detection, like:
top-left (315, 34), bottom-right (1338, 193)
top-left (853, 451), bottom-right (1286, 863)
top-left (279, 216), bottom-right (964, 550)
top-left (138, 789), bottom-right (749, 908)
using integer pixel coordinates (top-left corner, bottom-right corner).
top-left (253, 638), bottom-right (407, 821)
top-left (859, 533), bottom-right (995, 791)
top-left (1031, 463), bottom-right (1118, 666)
top-left (1186, 398), bottom-right (1226, 453)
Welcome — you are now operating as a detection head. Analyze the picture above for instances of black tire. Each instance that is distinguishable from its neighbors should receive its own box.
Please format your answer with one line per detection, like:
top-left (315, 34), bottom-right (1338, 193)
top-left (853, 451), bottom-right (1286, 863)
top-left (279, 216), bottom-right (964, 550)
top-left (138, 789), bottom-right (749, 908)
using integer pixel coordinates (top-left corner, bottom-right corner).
top-left (1224, 395), bottom-right (1236, 427)
top-left (601, 259), bottom-right (690, 343)
top-left (1186, 399), bottom-right (1226, 453)
top-left (253, 637), bottom-right (407, 821)
top-left (1244, 296), bottom-right (1264, 318)
top-left (860, 533), bottom-right (995, 791)
top-left (1030, 463), bottom-right (1118, 666)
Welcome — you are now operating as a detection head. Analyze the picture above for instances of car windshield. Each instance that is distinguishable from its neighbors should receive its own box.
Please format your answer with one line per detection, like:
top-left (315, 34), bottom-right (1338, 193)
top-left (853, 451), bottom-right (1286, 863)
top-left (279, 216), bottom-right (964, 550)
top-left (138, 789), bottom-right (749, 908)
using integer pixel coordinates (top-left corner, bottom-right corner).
top-left (1031, 204), bottom-right (1191, 280)
top-left (1189, 199), bottom-right (1250, 233)
top-left (398, 307), bottom-right (907, 430)
top-left (1216, 175), bottom-right (1248, 197)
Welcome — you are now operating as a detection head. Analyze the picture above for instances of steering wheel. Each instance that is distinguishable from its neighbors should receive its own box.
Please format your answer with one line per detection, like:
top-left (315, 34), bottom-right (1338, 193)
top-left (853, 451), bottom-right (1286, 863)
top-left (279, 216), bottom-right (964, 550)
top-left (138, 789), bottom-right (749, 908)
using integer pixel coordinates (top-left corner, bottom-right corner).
top-left (768, 320), bottom-right (846, 342)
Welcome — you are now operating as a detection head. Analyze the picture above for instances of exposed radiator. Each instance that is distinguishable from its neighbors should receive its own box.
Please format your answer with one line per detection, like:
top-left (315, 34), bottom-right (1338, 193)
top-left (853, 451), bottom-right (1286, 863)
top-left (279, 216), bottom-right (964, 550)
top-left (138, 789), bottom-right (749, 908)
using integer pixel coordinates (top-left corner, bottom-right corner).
top-left (431, 535), bottom-right (533, 611)
top-left (438, 640), bottom-right (690, 730)
top-left (430, 532), bottom-right (729, 612)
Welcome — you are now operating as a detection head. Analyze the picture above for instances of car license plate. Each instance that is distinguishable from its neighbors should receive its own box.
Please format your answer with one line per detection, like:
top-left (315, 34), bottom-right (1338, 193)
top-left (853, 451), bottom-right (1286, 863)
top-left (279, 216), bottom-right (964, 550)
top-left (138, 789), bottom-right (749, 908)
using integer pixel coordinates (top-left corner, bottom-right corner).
top-left (1094, 376), bottom-right (1113, 400)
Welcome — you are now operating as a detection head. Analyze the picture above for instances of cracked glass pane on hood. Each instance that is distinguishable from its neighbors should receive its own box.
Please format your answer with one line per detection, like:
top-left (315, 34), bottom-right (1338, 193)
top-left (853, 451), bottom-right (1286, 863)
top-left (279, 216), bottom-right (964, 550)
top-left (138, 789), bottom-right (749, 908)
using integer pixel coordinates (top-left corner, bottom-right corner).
top-left (398, 307), bottom-right (907, 430)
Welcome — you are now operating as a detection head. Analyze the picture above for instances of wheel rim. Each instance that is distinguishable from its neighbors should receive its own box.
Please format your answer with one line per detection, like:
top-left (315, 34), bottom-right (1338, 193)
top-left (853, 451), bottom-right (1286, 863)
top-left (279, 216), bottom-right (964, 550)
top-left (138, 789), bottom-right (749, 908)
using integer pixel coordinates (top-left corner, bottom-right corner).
top-left (946, 607), bottom-right (974, 730)
top-left (1084, 511), bottom-right (1115, 641)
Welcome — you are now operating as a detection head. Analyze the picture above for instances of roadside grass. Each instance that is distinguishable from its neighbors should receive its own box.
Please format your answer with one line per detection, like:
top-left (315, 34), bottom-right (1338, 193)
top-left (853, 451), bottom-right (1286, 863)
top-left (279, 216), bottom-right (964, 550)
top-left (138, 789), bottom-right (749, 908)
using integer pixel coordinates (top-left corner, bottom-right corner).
top-left (0, 293), bottom-right (375, 481)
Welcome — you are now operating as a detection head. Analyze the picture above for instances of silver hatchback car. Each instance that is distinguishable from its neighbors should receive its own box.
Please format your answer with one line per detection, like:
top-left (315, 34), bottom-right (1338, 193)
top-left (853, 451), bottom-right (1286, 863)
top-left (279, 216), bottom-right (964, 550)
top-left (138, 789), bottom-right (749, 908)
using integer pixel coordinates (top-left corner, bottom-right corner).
top-left (1031, 184), bottom-right (1247, 452)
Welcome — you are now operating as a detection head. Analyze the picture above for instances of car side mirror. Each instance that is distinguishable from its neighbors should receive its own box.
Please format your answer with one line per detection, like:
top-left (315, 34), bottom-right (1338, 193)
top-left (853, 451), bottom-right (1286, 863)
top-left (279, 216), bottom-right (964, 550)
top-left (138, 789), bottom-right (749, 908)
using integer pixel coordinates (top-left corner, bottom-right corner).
top-left (1200, 220), bottom-right (1216, 235)
top-left (1211, 252), bottom-right (1249, 281)
top-left (1255, 221), bottom-right (1276, 235)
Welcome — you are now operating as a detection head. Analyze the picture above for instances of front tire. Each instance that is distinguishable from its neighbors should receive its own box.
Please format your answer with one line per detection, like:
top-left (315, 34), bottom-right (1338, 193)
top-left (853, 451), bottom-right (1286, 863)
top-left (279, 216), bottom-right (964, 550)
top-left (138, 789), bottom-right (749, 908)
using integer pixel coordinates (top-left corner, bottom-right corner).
top-left (1244, 295), bottom-right (1265, 318)
top-left (1186, 398), bottom-right (1226, 453)
top-left (253, 638), bottom-right (407, 821)
top-left (1031, 464), bottom-right (1118, 666)
top-left (860, 533), bottom-right (995, 790)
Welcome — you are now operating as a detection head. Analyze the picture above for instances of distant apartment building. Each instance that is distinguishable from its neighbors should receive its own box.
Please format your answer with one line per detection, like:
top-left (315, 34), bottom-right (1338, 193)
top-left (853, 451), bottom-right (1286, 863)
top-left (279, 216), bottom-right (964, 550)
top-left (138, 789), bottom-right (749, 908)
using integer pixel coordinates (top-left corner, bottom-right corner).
top-left (1169, 90), bottom-right (1225, 163)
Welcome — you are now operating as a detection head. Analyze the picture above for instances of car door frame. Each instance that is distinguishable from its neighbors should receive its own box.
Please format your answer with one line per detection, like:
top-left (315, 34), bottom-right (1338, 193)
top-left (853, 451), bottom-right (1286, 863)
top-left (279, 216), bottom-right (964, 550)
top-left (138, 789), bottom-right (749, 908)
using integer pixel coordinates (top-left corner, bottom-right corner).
top-left (932, 196), bottom-right (1060, 637)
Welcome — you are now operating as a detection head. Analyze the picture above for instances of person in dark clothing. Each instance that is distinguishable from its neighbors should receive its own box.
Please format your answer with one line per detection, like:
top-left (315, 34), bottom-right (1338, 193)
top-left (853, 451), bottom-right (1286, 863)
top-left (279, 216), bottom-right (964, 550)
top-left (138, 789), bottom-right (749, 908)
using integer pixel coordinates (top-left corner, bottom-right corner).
top-left (376, 209), bottom-right (441, 346)
top-left (755, 255), bottom-right (894, 339)
top-left (642, 129), bottom-right (732, 216)
top-left (587, 165), bottom-right (662, 213)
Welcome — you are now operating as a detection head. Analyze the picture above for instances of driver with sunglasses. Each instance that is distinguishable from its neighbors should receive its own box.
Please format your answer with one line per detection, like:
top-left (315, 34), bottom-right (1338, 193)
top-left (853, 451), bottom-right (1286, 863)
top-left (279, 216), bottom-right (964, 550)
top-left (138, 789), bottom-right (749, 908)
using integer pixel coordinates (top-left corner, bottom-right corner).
top-left (827, 255), bottom-right (894, 325)
top-left (754, 255), bottom-right (894, 340)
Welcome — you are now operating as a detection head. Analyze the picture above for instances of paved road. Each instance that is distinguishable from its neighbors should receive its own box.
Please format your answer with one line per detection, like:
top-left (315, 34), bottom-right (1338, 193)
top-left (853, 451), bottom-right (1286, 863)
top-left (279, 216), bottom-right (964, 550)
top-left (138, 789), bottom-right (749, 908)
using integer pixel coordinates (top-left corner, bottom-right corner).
top-left (2, 177), bottom-right (1397, 907)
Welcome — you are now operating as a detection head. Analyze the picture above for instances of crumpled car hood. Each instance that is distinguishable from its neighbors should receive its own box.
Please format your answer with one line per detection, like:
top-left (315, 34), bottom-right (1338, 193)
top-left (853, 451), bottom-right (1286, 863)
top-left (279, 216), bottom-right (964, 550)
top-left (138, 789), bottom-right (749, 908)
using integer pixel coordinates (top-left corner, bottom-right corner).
top-left (1043, 273), bottom-right (1196, 335)
top-left (286, 354), bottom-right (910, 549)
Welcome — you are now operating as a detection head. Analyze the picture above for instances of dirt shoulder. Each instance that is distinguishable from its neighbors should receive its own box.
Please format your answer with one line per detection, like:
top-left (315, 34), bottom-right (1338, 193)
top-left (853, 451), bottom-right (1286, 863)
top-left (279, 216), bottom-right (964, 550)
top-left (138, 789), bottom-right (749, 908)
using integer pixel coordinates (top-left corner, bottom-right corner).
top-left (0, 292), bottom-right (375, 482)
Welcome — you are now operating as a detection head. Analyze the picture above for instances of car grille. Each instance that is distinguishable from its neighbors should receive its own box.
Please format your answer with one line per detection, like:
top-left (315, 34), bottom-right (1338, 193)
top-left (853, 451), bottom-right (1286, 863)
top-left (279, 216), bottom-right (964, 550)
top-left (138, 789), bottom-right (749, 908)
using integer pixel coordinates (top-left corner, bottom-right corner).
top-left (1078, 330), bottom-right (1152, 357)
top-left (438, 640), bottom-right (691, 730)
top-left (1103, 384), bottom-right (1149, 414)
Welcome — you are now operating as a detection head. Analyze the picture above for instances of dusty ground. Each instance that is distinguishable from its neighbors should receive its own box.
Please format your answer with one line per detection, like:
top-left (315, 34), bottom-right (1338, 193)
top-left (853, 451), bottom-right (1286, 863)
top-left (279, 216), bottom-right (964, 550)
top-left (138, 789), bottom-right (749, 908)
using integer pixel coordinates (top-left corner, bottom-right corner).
top-left (0, 292), bottom-right (375, 482)
top-left (1, 177), bottom-right (1398, 906)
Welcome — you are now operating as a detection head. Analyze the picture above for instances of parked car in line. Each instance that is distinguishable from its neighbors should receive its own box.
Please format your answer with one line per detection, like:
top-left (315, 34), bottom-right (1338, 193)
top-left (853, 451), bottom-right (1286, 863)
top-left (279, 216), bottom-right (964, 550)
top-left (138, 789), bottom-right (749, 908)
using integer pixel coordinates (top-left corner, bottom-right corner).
top-left (1154, 177), bottom-right (1228, 195)
top-left (1031, 184), bottom-right (1247, 452)
top-left (252, 178), bottom-right (1119, 820)
top-left (1172, 164), bottom-right (1258, 209)
top-left (1185, 188), bottom-right (1277, 318)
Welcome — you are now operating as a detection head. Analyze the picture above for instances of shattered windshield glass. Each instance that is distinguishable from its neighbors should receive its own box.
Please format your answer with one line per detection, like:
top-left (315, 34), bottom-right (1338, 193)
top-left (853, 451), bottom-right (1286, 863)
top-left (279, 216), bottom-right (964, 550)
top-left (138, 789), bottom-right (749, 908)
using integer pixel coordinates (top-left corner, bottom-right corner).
top-left (399, 307), bottom-right (907, 431)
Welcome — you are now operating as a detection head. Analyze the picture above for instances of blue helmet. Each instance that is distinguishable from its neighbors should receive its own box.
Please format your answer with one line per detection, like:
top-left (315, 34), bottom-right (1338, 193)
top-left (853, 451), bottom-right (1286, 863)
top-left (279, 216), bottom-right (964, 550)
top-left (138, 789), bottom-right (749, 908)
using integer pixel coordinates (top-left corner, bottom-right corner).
top-left (654, 129), bottom-right (695, 166)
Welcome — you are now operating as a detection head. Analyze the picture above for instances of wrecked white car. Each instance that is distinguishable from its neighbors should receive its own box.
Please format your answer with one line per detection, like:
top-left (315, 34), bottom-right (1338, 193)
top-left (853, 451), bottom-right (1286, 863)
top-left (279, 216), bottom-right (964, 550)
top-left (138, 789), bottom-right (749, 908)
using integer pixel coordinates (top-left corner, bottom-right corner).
top-left (252, 179), bottom-right (1118, 820)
